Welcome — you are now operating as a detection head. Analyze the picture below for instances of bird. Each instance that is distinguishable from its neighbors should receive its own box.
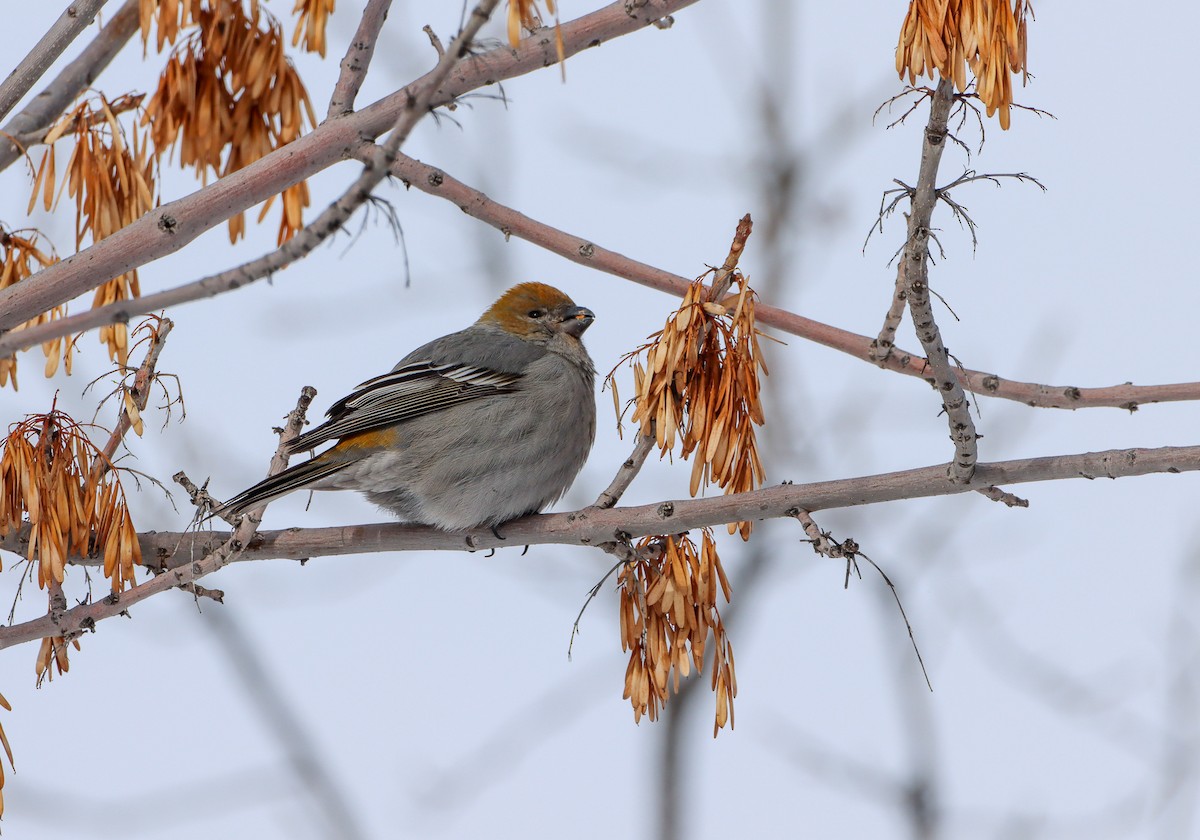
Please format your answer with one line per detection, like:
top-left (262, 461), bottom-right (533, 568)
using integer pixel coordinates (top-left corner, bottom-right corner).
top-left (218, 282), bottom-right (597, 530)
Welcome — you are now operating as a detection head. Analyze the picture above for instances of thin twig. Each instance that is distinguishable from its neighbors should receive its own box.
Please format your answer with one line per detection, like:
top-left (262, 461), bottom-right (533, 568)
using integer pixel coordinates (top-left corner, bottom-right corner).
top-left (246, 386), bottom-right (319, 518)
top-left (173, 471), bottom-right (222, 523)
top-left (869, 268), bottom-right (908, 363)
top-left (899, 78), bottom-right (978, 482)
top-left (325, 0), bottom-right (394, 119)
top-left (566, 556), bottom-right (626, 659)
top-left (791, 509), bottom-right (930, 691)
top-left (0, 387), bottom-right (320, 651)
top-left (791, 507), bottom-right (843, 559)
top-left (90, 317), bottom-right (174, 482)
top-left (594, 433), bottom-right (655, 508)
top-left (975, 485), bottom-right (1029, 507)
top-left (0, 0), bottom-right (110, 126)
top-left (858, 551), bottom-right (932, 691)
top-left (873, 86), bottom-right (934, 129)
top-left (423, 25), bottom-right (445, 58)
top-left (709, 213), bottom-right (753, 301)
top-left (0, 0), bottom-right (138, 173)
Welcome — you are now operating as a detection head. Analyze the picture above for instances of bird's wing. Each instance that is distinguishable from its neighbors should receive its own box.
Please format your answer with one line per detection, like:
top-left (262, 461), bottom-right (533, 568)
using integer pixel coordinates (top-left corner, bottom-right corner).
top-left (286, 361), bottom-right (522, 453)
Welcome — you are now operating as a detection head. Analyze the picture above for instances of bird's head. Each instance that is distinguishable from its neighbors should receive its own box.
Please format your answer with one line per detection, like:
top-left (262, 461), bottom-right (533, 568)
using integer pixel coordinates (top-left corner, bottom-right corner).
top-left (478, 282), bottom-right (595, 343)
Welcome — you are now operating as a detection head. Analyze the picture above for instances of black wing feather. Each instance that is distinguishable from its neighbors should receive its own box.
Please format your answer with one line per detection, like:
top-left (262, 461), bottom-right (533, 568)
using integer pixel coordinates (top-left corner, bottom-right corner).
top-left (286, 362), bottom-right (521, 453)
top-left (217, 455), bottom-right (352, 517)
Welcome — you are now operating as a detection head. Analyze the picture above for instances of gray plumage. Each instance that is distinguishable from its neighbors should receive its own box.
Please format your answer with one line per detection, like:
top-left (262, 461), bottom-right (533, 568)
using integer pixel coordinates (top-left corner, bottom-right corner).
top-left (220, 284), bottom-right (597, 530)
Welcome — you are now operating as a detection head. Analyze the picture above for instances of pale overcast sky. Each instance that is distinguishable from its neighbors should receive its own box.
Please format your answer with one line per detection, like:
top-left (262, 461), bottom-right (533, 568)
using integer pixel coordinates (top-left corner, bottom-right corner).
top-left (3, 2), bottom-right (1199, 839)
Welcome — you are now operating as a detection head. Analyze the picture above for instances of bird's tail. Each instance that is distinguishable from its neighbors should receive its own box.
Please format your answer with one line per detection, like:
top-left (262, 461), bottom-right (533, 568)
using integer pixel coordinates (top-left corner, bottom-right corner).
top-left (215, 452), bottom-right (349, 519)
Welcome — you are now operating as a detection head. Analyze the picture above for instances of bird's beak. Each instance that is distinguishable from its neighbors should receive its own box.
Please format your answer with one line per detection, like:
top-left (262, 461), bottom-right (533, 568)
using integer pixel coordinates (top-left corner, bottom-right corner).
top-left (561, 306), bottom-right (595, 338)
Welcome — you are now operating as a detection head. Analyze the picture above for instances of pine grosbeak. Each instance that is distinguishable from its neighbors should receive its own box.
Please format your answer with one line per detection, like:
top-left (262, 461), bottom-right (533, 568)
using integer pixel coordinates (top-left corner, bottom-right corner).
top-left (220, 282), bottom-right (596, 529)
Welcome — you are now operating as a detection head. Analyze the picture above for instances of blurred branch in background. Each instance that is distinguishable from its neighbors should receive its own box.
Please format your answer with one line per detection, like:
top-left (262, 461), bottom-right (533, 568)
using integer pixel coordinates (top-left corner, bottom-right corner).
top-left (203, 607), bottom-right (367, 840)
top-left (1153, 543), bottom-right (1200, 838)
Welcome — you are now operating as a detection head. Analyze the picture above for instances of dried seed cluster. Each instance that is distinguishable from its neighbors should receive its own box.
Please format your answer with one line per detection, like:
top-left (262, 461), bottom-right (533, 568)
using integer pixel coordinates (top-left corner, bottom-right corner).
top-left (0, 410), bottom-right (141, 595)
top-left (290, 0), bottom-right (336, 57)
top-left (619, 531), bottom-right (737, 736)
top-left (30, 94), bottom-right (157, 367)
top-left (35, 636), bottom-right (80, 687)
top-left (0, 228), bottom-right (64, 390)
top-left (139, 0), bottom-right (316, 243)
top-left (621, 274), bottom-right (767, 539)
top-left (896, 0), bottom-right (1031, 129)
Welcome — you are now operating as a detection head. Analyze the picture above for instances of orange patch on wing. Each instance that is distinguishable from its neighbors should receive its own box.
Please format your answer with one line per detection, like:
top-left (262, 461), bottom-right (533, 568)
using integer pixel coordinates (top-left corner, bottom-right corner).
top-left (332, 428), bottom-right (400, 451)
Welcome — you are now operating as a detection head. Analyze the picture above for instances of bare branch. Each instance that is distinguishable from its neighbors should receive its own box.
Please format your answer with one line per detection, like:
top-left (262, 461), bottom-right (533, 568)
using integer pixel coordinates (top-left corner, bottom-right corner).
top-left (899, 78), bottom-right (978, 482)
top-left (975, 485), bottom-right (1029, 507)
top-left (91, 317), bottom-right (174, 481)
top-left (375, 152), bottom-right (1200, 413)
top-left (3, 442), bottom-right (1196, 650)
top-left (567, 556), bottom-right (626, 660)
top-left (794, 507), bottom-right (933, 693)
top-left (0, 385), bottom-right (320, 651)
top-left (0, 0), bottom-right (110, 126)
top-left (8, 121), bottom-right (1200, 415)
top-left (422, 25), bottom-right (445, 59)
top-left (325, 0), bottom-right (393, 120)
top-left (594, 433), bottom-right (655, 509)
top-left (0, 0), bottom-right (703, 333)
top-left (869, 267), bottom-right (908, 364)
top-left (0, 0), bottom-right (138, 173)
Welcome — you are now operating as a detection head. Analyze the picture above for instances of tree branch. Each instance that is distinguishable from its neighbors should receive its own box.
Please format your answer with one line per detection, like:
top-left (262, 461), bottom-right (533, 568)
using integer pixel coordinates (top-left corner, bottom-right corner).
top-left (2, 10), bottom-right (1194, 419)
top-left (4, 385), bottom-right (319, 653)
top-left (0, 0), bottom-right (506, 359)
top-left (0, 0), bottom-right (110, 126)
top-left (869, 265), bottom-right (908, 363)
top-left (0, 0), bottom-right (138, 173)
top-left (8, 132), bottom-right (1196, 419)
top-left (594, 433), bottom-right (655, 508)
top-left (90, 316), bottom-right (173, 482)
top-left (3, 442), bottom-right (1196, 650)
top-left (900, 78), bottom-right (977, 482)
top-left (0, 0), bottom-right (702, 332)
top-left (325, 0), bottom-right (392, 120)
top-left (376, 151), bottom-right (1200, 413)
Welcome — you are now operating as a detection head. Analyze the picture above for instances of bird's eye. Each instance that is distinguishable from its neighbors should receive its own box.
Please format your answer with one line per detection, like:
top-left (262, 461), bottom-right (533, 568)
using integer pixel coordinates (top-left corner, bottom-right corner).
top-left (528, 309), bottom-right (545, 319)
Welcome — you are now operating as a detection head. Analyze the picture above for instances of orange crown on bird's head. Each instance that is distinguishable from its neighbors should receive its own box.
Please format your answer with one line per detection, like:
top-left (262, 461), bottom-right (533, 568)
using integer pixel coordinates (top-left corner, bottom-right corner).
top-left (477, 282), bottom-right (589, 339)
